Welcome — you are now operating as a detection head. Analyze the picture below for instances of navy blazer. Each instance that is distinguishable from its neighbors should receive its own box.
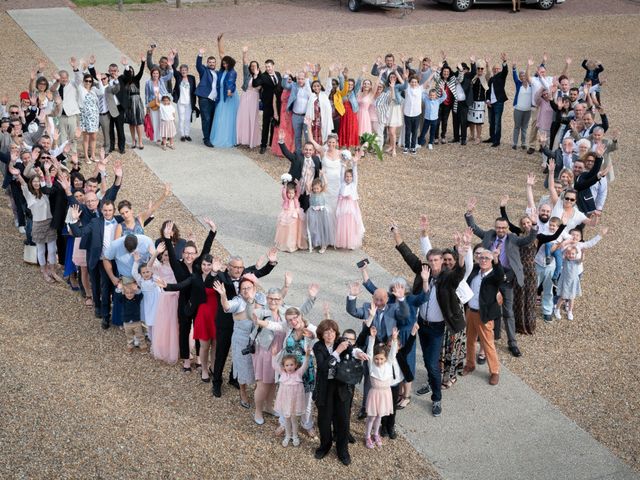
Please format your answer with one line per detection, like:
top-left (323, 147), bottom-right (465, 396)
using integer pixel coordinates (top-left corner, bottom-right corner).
top-left (195, 55), bottom-right (221, 99)
top-left (487, 62), bottom-right (509, 104)
top-left (70, 217), bottom-right (106, 270)
top-left (218, 68), bottom-right (237, 102)
top-left (346, 296), bottom-right (409, 342)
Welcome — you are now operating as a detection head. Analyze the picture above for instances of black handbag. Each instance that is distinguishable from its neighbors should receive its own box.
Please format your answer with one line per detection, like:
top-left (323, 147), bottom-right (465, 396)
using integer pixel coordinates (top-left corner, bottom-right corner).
top-left (334, 351), bottom-right (364, 385)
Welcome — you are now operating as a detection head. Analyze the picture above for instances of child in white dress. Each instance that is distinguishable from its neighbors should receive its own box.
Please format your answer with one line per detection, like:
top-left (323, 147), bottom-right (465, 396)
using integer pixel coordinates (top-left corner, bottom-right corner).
top-left (335, 149), bottom-right (365, 250)
top-left (132, 252), bottom-right (161, 343)
top-left (159, 95), bottom-right (176, 150)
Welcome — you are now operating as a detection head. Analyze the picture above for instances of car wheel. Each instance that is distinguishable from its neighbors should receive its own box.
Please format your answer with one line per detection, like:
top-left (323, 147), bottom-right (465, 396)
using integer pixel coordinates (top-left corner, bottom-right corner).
top-left (452, 0), bottom-right (471, 12)
top-left (538, 0), bottom-right (554, 9)
top-left (348, 0), bottom-right (361, 12)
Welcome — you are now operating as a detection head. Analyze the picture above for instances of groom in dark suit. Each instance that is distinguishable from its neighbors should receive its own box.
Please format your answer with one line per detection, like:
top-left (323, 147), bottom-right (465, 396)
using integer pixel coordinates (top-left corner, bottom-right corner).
top-left (252, 59), bottom-right (282, 154)
top-left (69, 200), bottom-right (121, 329)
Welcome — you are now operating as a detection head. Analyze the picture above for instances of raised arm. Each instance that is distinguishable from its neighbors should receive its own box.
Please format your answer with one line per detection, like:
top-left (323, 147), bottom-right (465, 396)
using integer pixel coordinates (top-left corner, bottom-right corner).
top-left (547, 159), bottom-right (559, 204)
top-left (464, 197), bottom-right (488, 239)
top-left (499, 196), bottom-right (522, 235)
top-left (140, 183), bottom-right (171, 224)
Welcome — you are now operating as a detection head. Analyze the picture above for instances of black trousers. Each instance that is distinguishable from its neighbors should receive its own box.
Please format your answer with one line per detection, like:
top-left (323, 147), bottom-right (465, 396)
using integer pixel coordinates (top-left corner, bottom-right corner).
top-left (260, 105), bottom-right (275, 149)
top-left (212, 327), bottom-right (233, 384)
top-left (454, 103), bottom-right (469, 141)
top-left (381, 384), bottom-right (400, 434)
top-left (56, 228), bottom-right (66, 265)
top-left (435, 103), bottom-right (452, 139)
top-left (109, 106), bottom-right (125, 152)
top-left (317, 382), bottom-right (351, 459)
top-left (89, 261), bottom-right (115, 320)
top-left (178, 313), bottom-right (200, 361)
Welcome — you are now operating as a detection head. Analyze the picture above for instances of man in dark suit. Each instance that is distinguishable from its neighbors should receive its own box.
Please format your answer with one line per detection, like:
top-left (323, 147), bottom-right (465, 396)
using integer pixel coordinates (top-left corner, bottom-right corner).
top-left (195, 48), bottom-right (220, 147)
top-left (465, 197), bottom-right (537, 357)
top-left (252, 59), bottom-right (282, 154)
top-left (69, 200), bottom-right (120, 329)
top-left (346, 281), bottom-right (409, 418)
top-left (453, 59), bottom-right (477, 145)
top-left (107, 63), bottom-right (127, 154)
top-left (485, 53), bottom-right (509, 147)
top-left (463, 248), bottom-right (504, 385)
top-left (210, 249), bottom-right (278, 397)
top-left (277, 135), bottom-right (321, 212)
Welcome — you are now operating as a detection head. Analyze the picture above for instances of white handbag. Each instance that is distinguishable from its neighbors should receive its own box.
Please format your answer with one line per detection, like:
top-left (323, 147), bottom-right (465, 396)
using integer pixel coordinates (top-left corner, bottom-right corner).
top-left (23, 244), bottom-right (38, 264)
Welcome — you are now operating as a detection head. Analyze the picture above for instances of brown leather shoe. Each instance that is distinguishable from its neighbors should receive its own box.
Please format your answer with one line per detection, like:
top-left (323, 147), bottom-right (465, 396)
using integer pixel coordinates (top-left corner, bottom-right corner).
top-left (489, 374), bottom-right (499, 385)
top-left (462, 366), bottom-right (475, 376)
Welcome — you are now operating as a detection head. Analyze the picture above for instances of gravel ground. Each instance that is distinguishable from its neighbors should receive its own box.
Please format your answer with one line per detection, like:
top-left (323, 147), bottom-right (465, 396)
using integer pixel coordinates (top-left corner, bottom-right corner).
top-left (1, 3), bottom-right (638, 477)
top-left (74, 5), bottom-right (640, 472)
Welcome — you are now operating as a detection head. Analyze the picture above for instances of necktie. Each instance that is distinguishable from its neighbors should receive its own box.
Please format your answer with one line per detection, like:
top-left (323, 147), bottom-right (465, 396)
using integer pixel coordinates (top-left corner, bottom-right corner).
top-left (232, 279), bottom-right (239, 295)
top-left (377, 310), bottom-right (386, 340)
top-left (271, 75), bottom-right (277, 86)
top-left (105, 219), bottom-right (117, 226)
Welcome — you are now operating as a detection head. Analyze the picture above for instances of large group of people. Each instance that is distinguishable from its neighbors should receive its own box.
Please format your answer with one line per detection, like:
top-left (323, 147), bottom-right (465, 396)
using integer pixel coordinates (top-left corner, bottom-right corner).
top-left (0, 40), bottom-right (618, 466)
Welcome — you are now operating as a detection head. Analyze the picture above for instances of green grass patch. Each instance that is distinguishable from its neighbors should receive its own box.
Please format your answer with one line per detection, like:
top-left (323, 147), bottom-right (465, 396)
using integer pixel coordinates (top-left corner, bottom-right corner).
top-left (72, 0), bottom-right (161, 7)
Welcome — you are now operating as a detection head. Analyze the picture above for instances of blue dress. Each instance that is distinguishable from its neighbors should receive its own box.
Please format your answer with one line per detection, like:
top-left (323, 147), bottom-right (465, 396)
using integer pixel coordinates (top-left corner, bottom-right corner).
top-left (210, 70), bottom-right (239, 148)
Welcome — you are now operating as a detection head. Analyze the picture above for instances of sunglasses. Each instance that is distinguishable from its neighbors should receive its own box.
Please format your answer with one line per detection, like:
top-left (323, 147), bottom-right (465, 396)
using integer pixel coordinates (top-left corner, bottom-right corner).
top-left (84, 80), bottom-right (93, 83)
top-left (564, 197), bottom-right (576, 202)
top-left (9, 110), bottom-right (20, 114)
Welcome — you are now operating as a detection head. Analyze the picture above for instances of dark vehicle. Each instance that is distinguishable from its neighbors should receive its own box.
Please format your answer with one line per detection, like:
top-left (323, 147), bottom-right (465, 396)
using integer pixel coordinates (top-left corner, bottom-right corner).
top-left (433, 0), bottom-right (565, 12)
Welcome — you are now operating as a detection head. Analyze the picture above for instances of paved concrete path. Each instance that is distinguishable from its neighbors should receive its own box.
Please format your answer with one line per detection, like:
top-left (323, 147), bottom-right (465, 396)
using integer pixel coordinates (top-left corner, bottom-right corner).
top-left (8, 7), bottom-right (639, 480)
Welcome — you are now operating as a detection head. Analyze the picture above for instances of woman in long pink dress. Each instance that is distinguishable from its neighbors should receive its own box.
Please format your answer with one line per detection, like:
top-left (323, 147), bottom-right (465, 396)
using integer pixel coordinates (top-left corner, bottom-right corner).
top-left (152, 244), bottom-right (180, 364)
top-left (236, 47), bottom-right (261, 148)
top-left (271, 89), bottom-right (294, 157)
top-left (357, 79), bottom-right (374, 136)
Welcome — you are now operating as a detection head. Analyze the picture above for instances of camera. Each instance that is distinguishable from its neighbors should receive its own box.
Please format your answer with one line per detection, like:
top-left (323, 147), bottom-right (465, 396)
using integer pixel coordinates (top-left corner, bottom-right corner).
top-left (241, 343), bottom-right (255, 355)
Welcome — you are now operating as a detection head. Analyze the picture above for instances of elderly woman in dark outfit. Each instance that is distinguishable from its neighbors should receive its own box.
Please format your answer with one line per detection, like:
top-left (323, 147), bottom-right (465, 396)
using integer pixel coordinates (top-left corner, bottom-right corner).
top-left (313, 319), bottom-right (367, 466)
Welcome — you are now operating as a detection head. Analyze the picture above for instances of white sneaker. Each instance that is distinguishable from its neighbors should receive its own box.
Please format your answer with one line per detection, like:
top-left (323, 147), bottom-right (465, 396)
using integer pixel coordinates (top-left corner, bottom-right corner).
top-left (567, 311), bottom-right (574, 321)
top-left (428, 144), bottom-right (433, 150)
top-left (282, 436), bottom-right (290, 447)
top-left (553, 307), bottom-right (561, 320)
top-left (415, 144), bottom-right (422, 150)
top-left (18, 226), bottom-right (25, 234)
top-left (292, 436), bottom-right (300, 447)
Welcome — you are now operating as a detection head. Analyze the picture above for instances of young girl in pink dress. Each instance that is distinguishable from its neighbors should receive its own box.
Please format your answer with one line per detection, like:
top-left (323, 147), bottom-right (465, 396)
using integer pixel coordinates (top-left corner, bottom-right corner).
top-left (151, 243), bottom-right (180, 364)
top-left (335, 150), bottom-right (365, 250)
top-left (274, 181), bottom-right (307, 253)
top-left (365, 325), bottom-right (397, 449)
top-left (272, 344), bottom-right (311, 447)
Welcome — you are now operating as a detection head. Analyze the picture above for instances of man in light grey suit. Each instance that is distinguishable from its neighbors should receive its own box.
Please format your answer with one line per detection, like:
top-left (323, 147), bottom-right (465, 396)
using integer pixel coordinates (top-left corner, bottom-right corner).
top-left (50, 57), bottom-right (83, 154)
top-left (464, 197), bottom-right (537, 357)
top-left (346, 281), bottom-right (409, 418)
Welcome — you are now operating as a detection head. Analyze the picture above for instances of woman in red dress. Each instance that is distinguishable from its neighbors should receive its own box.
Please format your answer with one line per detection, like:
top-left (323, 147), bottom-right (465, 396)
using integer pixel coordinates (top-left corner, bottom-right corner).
top-left (162, 254), bottom-right (219, 382)
top-left (338, 75), bottom-right (362, 148)
top-left (271, 89), bottom-right (295, 157)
